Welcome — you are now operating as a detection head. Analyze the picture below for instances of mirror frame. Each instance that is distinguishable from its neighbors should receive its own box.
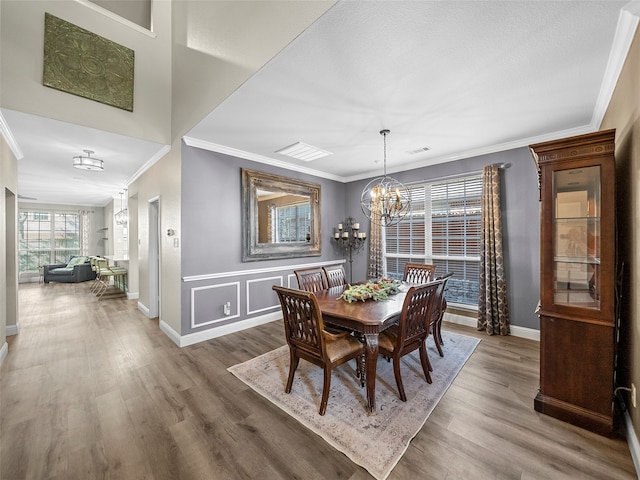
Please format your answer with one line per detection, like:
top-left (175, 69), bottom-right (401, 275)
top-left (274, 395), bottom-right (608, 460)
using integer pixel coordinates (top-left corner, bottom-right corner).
top-left (241, 168), bottom-right (321, 262)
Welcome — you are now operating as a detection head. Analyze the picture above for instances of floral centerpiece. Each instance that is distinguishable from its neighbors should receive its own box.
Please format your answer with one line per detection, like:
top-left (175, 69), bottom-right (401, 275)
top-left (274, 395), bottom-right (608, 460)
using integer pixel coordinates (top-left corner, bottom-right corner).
top-left (338, 278), bottom-right (401, 303)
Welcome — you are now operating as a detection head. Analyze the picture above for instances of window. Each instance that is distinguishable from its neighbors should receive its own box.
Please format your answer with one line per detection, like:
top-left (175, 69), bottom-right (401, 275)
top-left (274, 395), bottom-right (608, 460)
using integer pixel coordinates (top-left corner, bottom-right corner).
top-left (274, 203), bottom-right (311, 243)
top-left (19, 210), bottom-right (81, 272)
top-left (384, 174), bottom-right (482, 306)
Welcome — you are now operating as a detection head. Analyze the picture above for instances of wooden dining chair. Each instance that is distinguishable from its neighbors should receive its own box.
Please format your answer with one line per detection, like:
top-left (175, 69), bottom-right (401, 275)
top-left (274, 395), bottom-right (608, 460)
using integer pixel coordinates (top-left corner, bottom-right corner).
top-left (378, 280), bottom-right (443, 401)
top-left (323, 265), bottom-right (346, 288)
top-left (431, 272), bottom-right (454, 357)
top-left (403, 263), bottom-right (436, 284)
top-left (294, 267), bottom-right (328, 292)
top-left (272, 285), bottom-right (365, 415)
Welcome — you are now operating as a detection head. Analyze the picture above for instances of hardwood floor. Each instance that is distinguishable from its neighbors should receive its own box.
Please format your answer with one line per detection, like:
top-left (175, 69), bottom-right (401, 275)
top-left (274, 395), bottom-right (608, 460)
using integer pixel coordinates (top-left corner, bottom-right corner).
top-left (1, 282), bottom-right (636, 479)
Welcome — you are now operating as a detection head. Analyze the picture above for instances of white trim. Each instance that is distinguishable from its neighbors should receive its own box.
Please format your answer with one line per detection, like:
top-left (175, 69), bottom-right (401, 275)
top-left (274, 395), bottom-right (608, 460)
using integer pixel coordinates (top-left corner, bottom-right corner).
top-left (161, 312), bottom-right (282, 348)
top-left (443, 312), bottom-right (540, 342)
top-left (190, 282), bottom-right (240, 328)
top-left (246, 276), bottom-right (282, 315)
top-left (138, 301), bottom-right (151, 317)
top-left (592, 6), bottom-right (640, 129)
top-left (287, 273), bottom-right (297, 288)
top-left (6, 322), bottom-right (20, 336)
top-left (0, 342), bottom-right (7, 367)
top-left (0, 110), bottom-right (24, 160)
top-left (183, 259), bottom-right (346, 282)
top-left (183, 136), bottom-right (344, 182)
top-left (73, 0), bottom-right (157, 38)
top-left (127, 291), bottom-right (139, 300)
top-left (623, 408), bottom-right (640, 477)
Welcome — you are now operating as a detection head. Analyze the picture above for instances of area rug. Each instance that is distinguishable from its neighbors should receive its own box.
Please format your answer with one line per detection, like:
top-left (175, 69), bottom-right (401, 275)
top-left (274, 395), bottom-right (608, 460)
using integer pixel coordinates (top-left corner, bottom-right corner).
top-left (228, 331), bottom-right (480, 480)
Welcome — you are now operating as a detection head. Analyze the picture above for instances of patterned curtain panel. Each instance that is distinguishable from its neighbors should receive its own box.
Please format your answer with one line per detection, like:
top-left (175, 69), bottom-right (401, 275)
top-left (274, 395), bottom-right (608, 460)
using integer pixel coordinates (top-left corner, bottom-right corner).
top-left (79, 210), bottom-right (92, 257)
top-left (477, 165), bottom-right (510, 335)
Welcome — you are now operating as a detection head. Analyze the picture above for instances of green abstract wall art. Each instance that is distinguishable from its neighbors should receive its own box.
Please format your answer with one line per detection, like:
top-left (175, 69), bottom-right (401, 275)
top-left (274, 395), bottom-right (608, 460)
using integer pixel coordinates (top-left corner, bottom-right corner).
top-left (43, 13), bottom-right (134, 112)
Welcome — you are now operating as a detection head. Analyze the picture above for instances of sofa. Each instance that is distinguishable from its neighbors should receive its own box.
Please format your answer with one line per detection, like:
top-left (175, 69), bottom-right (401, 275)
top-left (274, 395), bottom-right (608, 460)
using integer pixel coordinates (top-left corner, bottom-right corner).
top-left (44, 256), bottom-right (97, 283)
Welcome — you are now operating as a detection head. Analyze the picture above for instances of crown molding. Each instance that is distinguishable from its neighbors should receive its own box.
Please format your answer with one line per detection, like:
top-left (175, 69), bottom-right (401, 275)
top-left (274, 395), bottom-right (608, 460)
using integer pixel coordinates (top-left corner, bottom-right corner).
top-left (0, 111), bottom-right (24, 160)
top-left (182, 136), bottom-right (345, 182)
top-left (341, 125), bottom-right (595, 183)
top-left (592, 3), bottom-right (640, 128)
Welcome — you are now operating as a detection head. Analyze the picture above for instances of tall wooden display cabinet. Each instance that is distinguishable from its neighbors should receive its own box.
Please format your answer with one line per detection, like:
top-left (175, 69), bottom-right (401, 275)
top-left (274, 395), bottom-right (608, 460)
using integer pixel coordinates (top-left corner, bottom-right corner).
top-left (530, 129), bottom-right (617, 436)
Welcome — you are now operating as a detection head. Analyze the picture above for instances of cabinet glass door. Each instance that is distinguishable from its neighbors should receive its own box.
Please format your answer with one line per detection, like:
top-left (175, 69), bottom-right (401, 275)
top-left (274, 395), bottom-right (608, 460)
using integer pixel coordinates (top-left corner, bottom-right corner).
top-left (553, 166), bottom-right (600, 309)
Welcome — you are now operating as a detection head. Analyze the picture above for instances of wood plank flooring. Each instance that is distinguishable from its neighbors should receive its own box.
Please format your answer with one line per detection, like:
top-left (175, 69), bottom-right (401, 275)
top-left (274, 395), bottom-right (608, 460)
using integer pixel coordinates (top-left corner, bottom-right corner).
top-left (1, 282), bottom-right (636, 479)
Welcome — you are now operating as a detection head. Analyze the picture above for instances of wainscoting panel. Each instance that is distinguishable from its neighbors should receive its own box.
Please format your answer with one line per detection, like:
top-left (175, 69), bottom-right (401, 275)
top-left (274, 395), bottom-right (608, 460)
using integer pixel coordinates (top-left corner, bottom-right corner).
top-left (246, 276), bottom-right (283, 315)
top-left (182, 260), bottom-right (347, 343)
top-left (191, 282), bottom-right (240, 328)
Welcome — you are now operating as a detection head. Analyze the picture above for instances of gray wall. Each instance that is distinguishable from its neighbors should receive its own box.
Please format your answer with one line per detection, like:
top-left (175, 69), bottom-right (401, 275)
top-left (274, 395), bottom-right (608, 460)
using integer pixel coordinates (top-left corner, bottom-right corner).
top-left (180, 144), bottom-right (347, 335)
top-left (345, 147), bottom-right (541, 330)
top-left (180, 142), bottom-right (541, 335)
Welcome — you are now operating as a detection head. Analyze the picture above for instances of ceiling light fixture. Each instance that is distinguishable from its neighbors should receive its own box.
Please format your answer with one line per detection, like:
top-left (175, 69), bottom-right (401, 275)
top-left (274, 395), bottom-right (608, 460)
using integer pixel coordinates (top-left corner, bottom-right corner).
top-left (73, 149), bottom-right (104, 171)
top-left (360, 129), bottom-right (411, 227)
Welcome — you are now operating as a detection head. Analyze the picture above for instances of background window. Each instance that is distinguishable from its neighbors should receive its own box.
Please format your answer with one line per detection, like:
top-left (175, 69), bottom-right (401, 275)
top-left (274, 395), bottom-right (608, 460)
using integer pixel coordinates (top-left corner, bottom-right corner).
top-left (384, 174), bottom-right (482, 306)
top-left (275, 203), bottom-right (310, 243)
top-left (19, 211), bottom-right (81, 272)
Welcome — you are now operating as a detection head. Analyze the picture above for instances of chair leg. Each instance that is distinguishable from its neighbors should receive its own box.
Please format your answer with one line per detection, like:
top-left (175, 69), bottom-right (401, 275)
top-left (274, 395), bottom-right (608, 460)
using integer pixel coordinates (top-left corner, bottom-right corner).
top-left (392, 357), bottom-right (407, 402)
top-left (285, 349), bottom-right (299, 393)
top-left (436, 320), bottom-right (445, 356)
top-left (356, 353), bottom-right (365, 387)
top-left (319, 365), bottom-right (332, 416)
top-left (419, 344), bottom-right (433, 383)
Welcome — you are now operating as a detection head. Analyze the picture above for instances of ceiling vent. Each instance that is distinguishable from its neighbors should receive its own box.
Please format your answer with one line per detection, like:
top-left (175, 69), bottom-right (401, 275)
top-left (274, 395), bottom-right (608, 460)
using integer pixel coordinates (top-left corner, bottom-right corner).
top-left (275, 142), bottom-right (332, 161)
top-left (408, 146), bottom-right (431, 155)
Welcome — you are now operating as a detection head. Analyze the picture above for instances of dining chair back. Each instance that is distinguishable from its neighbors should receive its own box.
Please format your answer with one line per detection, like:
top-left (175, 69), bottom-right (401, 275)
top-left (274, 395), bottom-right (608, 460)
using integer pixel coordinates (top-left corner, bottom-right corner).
top-left (323, 265), bottom-right (347, 288)
top-left (403, 263), bottom-right (436, 284)
top-left (431, 272), bottom-right (454, 356)
top-left (378, 280), bottom-right (443, 401)
top-left (294, 267), bottom-right (328, 292)
top-left (272, 285), bottom-right (365, 415)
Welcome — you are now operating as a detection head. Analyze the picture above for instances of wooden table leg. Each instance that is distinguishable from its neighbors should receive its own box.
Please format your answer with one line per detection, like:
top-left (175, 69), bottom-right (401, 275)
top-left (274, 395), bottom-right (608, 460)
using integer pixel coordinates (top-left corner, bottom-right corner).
top-left (363, 332), bottom-right (379, 414)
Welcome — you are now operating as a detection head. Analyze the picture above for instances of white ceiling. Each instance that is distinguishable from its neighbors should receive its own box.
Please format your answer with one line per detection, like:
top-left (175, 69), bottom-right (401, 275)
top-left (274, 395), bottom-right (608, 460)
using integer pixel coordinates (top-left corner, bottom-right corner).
top-left (5, 0), bottom-right (637, 206)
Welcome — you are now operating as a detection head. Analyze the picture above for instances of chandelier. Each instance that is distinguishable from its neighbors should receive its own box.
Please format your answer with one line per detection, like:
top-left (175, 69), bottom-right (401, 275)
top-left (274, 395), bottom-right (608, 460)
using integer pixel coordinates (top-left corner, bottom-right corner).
top-left (73, 150), bottom-right (104, 171)
top-left (360, 129), bottom-right (411, 226)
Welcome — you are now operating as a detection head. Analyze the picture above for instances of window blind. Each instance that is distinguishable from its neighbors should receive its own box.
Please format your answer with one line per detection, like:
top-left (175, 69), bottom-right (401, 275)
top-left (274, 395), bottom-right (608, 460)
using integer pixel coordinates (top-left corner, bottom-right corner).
top-left (384, 174), bottom-right (482, 306)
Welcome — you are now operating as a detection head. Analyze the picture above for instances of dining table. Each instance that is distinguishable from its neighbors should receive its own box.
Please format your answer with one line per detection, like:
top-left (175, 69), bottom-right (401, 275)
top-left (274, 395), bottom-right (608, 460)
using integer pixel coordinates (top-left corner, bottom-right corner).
top-left (313, 283), bottom-right (408, 414)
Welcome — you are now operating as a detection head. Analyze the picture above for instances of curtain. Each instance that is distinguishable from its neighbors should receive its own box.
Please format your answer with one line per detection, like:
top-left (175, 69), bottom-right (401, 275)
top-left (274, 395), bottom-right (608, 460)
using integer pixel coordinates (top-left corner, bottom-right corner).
top-left (79, 210), bottom-right (93, 257)
top-left (477, 165), bottom-right (510, 335)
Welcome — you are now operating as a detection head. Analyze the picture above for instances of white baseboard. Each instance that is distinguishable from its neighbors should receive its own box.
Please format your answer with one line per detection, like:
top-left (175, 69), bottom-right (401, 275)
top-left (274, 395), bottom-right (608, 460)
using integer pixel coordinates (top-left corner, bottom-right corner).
top-left (6, 322), bottom-right (20, 336)
top-left (161, 311), bottom-right (282, 348)
top-left (127, 291), bottom-right (139, 300)
top-left (623, 409), bottom-right (640, 477)
top-left (137, 301), bottom-right (150, 317)
top-left (0, 342), bottom-right (7, 367)
top-left (443, 312), bottom-right (540, 341)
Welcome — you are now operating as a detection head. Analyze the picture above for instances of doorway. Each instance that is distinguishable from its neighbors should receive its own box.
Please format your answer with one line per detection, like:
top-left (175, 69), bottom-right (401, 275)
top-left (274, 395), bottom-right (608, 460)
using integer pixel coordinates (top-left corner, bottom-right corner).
top-left (5, 189), bottom-right (18, 334)
top-left (148, 198), bottom-right (160, 318)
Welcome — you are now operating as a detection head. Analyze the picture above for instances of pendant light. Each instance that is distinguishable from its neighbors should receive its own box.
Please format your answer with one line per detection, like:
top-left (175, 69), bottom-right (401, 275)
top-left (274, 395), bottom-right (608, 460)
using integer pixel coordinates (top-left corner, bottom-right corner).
top-left (360, 130), bottom-right (411, 226)
top-left (114, 190), bottom-right (129, 226)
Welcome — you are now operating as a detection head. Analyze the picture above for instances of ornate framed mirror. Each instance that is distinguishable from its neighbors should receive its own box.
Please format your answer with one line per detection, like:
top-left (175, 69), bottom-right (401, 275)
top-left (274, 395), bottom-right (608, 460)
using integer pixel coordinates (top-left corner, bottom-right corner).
top-left (241, 168), bottom-right (321, 261)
